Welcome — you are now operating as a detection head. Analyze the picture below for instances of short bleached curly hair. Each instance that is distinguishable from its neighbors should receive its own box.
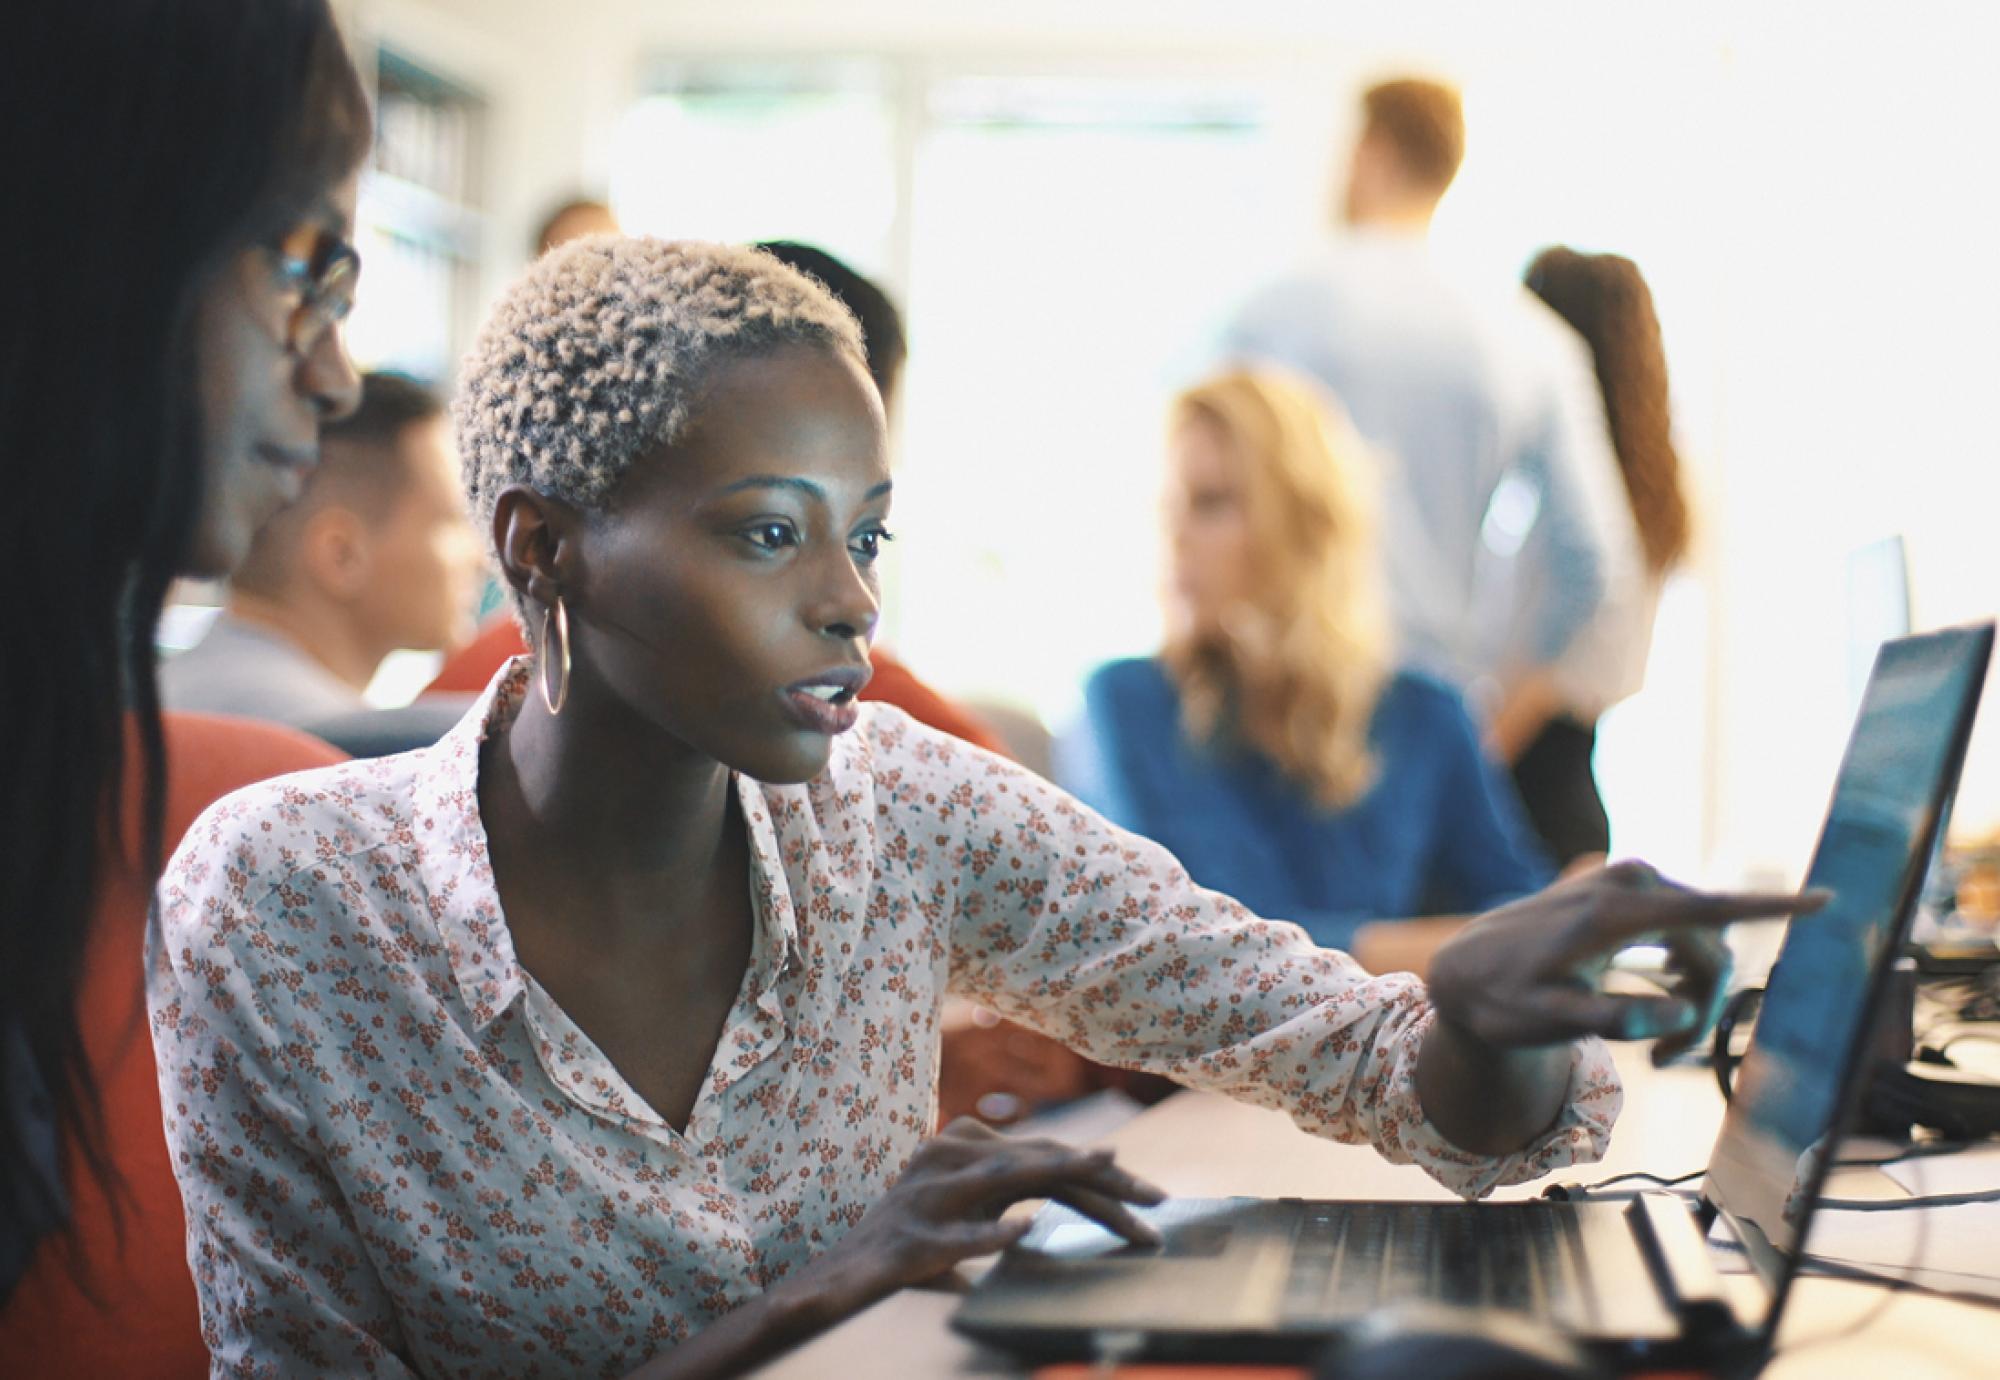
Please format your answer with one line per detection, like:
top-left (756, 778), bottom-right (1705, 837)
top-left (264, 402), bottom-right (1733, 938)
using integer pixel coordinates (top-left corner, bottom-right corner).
top-left (453, 236), bottom-right (868, 580)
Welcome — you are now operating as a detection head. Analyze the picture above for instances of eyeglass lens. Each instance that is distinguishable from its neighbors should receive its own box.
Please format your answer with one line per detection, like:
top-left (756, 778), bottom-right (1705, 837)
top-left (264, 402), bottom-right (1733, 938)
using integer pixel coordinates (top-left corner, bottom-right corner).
top-left (275, 225), bottom-right (361, 354)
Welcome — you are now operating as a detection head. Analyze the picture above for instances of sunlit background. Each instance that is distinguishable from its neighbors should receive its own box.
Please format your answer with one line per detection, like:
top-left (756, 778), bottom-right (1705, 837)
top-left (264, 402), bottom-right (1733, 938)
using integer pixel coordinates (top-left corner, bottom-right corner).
top-left (333, 0), bottom-right (2000, 889)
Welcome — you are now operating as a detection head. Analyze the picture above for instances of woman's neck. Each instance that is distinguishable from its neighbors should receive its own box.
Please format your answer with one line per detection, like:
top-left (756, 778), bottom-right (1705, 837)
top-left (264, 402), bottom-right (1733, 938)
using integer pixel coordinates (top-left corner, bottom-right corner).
top-left (483, 682), bottom-right (738, 929)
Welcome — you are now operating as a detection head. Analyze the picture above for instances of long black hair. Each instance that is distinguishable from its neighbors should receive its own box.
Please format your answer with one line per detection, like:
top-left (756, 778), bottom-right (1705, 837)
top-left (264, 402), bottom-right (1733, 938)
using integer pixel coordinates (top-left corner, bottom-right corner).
top-left (0, 0), bottom-right (370, 1269)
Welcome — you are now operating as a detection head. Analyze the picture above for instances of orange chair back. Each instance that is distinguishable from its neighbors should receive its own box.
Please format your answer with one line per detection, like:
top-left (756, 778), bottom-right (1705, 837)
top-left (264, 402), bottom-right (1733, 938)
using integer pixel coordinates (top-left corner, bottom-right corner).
top-left (425, 614), bottom-right (527, 696)
top-left (0, 714), bottom-right (346, 1379)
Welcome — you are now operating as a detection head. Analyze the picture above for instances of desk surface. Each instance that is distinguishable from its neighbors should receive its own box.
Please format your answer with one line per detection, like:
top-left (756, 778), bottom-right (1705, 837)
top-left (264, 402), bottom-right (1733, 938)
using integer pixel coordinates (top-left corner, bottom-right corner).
top-left (752, 1046), bottom-right (2000, 1378)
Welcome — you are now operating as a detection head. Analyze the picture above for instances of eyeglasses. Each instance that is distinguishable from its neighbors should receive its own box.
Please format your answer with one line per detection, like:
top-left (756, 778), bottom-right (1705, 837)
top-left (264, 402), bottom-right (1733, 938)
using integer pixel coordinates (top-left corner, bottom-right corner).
top-left (269, 222), bottom-right (362, 356)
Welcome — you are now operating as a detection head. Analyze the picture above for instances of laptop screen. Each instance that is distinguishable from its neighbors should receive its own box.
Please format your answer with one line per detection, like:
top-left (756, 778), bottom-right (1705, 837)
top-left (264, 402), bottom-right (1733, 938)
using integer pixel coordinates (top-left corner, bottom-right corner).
top-left (1701, 624), bottom-right (1991, 1328)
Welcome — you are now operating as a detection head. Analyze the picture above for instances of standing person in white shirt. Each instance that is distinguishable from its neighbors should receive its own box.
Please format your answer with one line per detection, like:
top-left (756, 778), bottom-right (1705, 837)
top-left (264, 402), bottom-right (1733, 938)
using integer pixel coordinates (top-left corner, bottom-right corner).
top-left (1506, 247), bottom-right (1694, 862)
top-left (1216, 78), bottom-right (1643, 754)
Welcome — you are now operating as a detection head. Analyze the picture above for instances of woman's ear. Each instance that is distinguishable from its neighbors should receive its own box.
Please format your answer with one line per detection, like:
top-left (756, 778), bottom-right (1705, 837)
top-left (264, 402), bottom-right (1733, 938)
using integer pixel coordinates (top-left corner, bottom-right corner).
top-left (491, 485), bottom-right (580, 612)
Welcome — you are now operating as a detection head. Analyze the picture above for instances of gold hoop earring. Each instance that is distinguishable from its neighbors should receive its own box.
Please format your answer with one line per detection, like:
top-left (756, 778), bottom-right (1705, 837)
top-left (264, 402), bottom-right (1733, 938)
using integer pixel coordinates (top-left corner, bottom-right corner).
top-left (540, 596), bottom-right (571, 715)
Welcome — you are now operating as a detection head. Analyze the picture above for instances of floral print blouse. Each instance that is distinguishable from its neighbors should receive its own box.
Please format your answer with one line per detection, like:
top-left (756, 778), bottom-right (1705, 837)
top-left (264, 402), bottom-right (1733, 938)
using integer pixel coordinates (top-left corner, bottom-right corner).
top-left (148, 661), bottom-right (1619, 1379)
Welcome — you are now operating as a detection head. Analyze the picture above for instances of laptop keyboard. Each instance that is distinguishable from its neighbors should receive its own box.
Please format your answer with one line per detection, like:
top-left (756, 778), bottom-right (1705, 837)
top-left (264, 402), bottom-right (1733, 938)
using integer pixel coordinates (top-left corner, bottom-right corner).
top-left (1279, 1202), bottom-right (1590, 1323)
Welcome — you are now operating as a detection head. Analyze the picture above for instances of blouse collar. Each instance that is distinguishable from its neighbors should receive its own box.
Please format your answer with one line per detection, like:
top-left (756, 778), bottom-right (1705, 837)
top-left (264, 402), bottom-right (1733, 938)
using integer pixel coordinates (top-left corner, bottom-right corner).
top-left (416, 657), bottom-right (806, 1031)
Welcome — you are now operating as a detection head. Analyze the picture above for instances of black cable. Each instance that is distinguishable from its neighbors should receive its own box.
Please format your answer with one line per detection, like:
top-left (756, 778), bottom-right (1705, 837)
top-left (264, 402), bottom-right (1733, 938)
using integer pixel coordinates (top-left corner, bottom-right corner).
top-left (1776, 1265), bottom-right (1908, 1356)
top-left (1697, 969), bottom-right (1999, 1354)
top-left (1817, 1186), bottom-right (2000, 1212)
top-left (1797, 1255), bottom-right (2000, 1313)
top-left (1771, 1149), bottom-right (1941, 1358)
top-left (1559, 1141), bottom-right (1977, 1200)
top-left (1575, 1167), bottom-right (1704, 1193)
top-left (1700, 1235), bottom-right (1914, 1359)
top-left (1547, 1152), bottom-right (2000, 1360)
top-left (1841, 1139), bottom-right (1978, 1167)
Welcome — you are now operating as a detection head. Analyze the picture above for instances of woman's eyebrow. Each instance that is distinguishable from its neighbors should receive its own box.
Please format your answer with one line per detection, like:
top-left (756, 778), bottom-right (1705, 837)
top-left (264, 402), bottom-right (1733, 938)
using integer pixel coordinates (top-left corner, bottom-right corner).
top-left (712, 476), bottom-right (894, 502)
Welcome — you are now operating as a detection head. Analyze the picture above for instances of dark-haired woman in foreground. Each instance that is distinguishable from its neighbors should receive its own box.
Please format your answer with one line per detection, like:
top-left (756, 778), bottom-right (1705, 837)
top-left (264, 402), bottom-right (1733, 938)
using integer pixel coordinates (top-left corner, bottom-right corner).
top-left (149, 239), bottom-right (1810, 1379)
top-left (0, 2), bottom-right (367, 1370)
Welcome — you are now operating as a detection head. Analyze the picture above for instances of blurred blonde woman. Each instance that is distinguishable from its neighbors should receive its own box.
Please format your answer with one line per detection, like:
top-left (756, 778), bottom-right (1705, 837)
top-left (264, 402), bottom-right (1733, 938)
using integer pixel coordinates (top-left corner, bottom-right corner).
top-left (1071, 369), bottom-right (1553, 968)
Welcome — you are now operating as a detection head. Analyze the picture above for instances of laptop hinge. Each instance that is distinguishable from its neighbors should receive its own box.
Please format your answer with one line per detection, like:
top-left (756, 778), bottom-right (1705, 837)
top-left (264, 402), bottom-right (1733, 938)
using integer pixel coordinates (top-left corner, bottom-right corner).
top-left (1625, 1192), bottom-right (1734, 1333)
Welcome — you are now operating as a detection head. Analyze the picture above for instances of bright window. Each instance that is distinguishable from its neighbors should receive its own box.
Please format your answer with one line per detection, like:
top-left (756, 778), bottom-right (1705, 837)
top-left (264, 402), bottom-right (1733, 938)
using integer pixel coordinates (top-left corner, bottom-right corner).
top-left (897, 77), bottom-right (1289, 723)
top-left (348, 49), bottom-right (485, 384)
top-left (611, 71), bottom-right (899, 281)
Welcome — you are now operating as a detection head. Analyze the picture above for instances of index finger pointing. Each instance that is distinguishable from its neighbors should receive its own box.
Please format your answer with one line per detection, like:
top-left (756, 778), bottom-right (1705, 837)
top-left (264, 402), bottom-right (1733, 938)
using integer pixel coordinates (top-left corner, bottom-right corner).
top-left (1677, 886), bottom-right (1831, 926)
top-left (1587, 886), bottom-right (1831, 947)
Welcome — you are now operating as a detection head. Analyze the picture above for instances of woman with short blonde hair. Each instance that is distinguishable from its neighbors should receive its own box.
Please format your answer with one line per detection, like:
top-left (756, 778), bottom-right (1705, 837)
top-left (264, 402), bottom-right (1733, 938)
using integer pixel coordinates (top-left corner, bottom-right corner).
top-left (146, 243), bottom-right (1802, 1378)
top-left (1076, 367), bottom-right (1553, 955)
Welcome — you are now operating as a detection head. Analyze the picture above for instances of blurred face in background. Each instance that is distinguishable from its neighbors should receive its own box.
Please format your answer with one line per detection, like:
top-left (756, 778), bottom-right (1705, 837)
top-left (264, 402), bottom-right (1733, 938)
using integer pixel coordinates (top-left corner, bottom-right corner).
top-left (1164, 412), bottom-right (1254, 636)
top-left (538, 202), bottom-right (620, 255)
top-left (352, 415), bottom-right (483, 652)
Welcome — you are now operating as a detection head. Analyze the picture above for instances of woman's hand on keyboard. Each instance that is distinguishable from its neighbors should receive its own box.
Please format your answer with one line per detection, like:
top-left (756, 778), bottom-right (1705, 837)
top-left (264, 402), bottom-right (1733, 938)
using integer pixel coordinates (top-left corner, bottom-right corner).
top-left (797, 1117), bottom-right (1166, 1309)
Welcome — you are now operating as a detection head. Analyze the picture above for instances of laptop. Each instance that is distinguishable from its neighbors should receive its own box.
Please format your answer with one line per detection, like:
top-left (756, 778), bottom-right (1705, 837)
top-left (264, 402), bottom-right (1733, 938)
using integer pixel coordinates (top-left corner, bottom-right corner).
top-left (954, 623), bottom-right (1994, 1371)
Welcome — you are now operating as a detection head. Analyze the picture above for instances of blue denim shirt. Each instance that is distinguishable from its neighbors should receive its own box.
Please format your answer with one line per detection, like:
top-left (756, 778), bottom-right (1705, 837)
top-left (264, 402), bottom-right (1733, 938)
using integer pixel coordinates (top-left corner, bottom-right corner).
top-left (1064, 658), bottom-right (1554, 951)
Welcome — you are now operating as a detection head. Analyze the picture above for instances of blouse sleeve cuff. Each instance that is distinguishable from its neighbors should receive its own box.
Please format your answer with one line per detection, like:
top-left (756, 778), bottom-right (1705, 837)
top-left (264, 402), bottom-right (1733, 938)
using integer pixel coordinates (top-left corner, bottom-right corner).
top-left (1375, 1009), bottom-right (1624, 1201)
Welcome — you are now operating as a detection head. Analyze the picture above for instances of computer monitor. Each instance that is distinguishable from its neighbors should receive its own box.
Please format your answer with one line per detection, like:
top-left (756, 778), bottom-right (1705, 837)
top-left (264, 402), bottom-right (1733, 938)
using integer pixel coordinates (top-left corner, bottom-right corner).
top-left (1844, 535), bottom-right (1911, 708)
top-left (1701, 624), bottom-right (1991, 1332)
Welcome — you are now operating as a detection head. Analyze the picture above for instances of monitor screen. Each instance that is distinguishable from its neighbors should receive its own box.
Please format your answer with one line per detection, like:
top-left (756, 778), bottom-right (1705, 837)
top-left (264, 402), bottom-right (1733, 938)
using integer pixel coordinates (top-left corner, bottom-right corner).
top-left (1844, 535), bottom-right (1912, 708)
top-left (1701, 625), bottom-right (1990, 1330)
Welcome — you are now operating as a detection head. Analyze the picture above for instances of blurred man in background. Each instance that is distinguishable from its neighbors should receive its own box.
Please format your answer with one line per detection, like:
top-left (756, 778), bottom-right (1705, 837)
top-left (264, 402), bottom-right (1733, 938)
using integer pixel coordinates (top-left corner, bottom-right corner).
top-left (1216, 77), bottom-right (1641, 760)
top-left (162, 372), bottom-right (482, 754)
top-left (534, 196), bottom-right (618, 256)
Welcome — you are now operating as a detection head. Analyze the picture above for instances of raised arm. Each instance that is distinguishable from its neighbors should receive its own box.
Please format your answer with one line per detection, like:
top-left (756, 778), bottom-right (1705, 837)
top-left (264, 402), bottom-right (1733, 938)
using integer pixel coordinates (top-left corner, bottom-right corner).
top-left (920, 742), bottom-right (1620, 1199)
top-left (902, 713), bottom-right (1818, 1189)
top-left (1417, 862), bottom-right (1823, 1152)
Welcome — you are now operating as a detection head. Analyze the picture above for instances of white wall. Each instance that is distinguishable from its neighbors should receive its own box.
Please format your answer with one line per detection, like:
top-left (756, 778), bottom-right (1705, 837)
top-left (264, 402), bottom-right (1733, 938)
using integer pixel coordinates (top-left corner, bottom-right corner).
top-left (1700, 9), bottom-right (2000, 878)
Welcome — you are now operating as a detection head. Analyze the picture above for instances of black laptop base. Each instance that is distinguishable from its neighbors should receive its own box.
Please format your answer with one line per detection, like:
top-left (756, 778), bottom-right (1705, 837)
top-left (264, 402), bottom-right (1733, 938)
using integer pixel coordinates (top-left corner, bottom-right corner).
top-left (953, 1194), bottom-right (1758, 1372)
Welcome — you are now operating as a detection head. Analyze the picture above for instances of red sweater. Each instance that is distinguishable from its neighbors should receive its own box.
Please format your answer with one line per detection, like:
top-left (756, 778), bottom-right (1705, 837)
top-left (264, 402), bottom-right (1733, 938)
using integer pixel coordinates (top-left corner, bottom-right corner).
top-left (0, 717), bottom-right (347, 1378)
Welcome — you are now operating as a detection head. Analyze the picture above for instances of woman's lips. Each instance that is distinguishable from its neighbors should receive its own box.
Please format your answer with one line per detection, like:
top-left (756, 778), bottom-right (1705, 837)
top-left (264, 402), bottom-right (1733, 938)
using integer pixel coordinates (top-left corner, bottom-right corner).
top-left (782, 686), bottom-right (862, 734)
top-left (780, 684), bottom-right (860, 732)
top-left (781, 665), bottom-right (871, 735)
